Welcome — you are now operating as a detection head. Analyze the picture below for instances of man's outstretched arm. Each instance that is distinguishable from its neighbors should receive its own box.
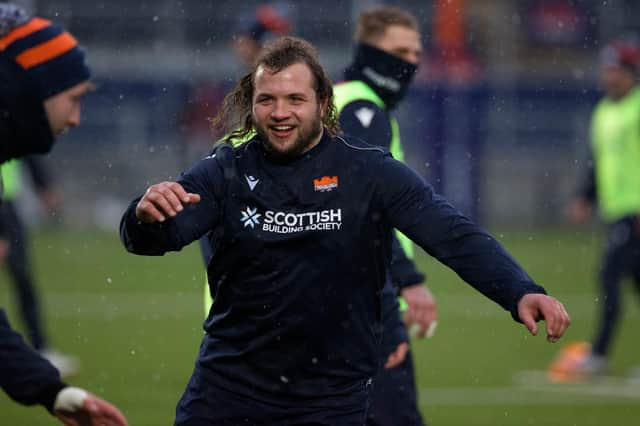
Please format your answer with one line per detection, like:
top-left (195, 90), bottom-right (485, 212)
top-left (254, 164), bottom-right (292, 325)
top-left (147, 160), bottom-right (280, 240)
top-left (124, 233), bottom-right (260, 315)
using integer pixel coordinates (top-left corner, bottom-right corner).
top-left (377, 156), bottom-right (570, 341)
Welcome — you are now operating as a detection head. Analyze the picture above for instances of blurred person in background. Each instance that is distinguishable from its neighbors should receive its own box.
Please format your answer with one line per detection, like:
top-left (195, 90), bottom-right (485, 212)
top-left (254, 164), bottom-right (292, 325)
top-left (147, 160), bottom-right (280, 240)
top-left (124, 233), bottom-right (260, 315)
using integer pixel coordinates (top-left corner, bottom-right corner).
top-left (0, 3), bottom-right (128, 424)
top-left (178, 2), bottom-right (292, 171)
top-left (334, 5), bottom-right (435, 425)
top-left (0, 156), bottom-right (77, 376)
top-left (558, 36), bottom-right (640, 380)
top-left (121, 36), bottom-right (570, 425)
top-left (232, 2), bottom-right (293, 70)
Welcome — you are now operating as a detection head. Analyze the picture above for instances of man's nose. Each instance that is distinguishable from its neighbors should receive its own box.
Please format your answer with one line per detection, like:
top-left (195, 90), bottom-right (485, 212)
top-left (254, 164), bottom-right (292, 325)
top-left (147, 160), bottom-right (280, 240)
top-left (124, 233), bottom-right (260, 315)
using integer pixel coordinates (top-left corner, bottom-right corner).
top-left (68, 105), bottom-right (81, 128)
top-left (270, 100), bottom-right (290, 120)
top-left (405, 51), bottom-right (420, 66)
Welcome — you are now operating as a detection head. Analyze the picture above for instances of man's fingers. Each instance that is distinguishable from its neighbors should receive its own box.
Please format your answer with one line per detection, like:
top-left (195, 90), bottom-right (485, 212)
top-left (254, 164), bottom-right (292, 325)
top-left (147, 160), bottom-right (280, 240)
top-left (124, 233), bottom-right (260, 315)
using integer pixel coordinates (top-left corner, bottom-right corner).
top-left (543, 302), bottom-right (557, 338)
top-left (519, 308), bottom-right (538, 336)
top-left (135, 182), bottom-right (201, 223)
top-left (384, 342), bottom-right (409, 369)
top-left (136, 200), bottom-right (166, 223)
top-left (186, 193), bottom-right (201, 204)
top-left (403, 307), bottom-right (416, 325)
top-left (407, 322), bottom-right (422, 338)
top-left (146, 190), bottom-right (178, 217)
top-left (402, 285), bottom-right (438, 338)
top-left (85, 395), bottom-right (129, 426)
top-left (54, 392), bottom-right (128, 426)
top-left (406, 304), bottom-right (437, 338)
top-left (384, 353), bottom-right (398, 369)
top-left (545, 300), bottom-right (571, 343)
top-left (404, 306), bottom-right (426, 337)
top-left (425, 320), bottom-right (438, 338)
top-left (155, 183), bottom-right (201, 209)
top-left (411, 307), bottom-right (428, 337)
top-left (542, 300), bottom-right (558, 341)
top-left (165, 181), bottom-right (191, 203)
top-left (162, 186), bottom-right (187, 214)
top-left (165, 182), bottom-right (201, 205)
top-left (518, 294), bottom-right (570, 342)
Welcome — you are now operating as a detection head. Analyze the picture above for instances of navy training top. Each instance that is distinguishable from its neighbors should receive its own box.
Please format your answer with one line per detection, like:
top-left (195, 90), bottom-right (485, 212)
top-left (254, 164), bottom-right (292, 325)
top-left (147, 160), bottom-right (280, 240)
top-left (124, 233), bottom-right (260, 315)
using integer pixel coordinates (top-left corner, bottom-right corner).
top-left (120, 131), bottom-right (545, 404)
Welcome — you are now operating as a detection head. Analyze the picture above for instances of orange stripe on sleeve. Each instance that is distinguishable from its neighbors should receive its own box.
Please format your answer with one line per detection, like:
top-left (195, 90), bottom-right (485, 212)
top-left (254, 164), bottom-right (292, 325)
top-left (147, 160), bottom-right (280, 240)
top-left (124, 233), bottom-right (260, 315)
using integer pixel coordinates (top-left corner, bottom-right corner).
top-left (0, 17), bottom-right (51, 50)
top-left (15, 32), bottom-right (77, 69)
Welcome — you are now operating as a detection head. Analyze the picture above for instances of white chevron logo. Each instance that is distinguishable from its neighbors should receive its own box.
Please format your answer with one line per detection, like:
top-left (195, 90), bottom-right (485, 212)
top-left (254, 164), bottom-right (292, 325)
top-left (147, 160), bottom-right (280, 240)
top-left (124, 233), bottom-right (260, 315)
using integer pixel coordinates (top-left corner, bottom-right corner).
top-left (245, 174), bottom-right (260, 191)
top-left (355, 107), bottom-right (375, 128)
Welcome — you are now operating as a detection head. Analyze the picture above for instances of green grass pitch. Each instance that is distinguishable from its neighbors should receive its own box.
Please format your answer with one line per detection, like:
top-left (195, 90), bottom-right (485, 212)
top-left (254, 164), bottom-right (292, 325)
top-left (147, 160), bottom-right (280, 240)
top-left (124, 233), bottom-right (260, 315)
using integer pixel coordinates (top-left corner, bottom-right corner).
top-left (1, 227), bottom-right (639, 425)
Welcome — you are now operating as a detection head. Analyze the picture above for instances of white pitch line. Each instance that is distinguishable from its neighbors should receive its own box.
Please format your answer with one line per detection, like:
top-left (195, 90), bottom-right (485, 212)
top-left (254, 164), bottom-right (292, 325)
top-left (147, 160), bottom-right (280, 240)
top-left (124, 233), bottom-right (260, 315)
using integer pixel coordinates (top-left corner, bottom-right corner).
top-left (419, 386), bottom-right (640, 406)
top-left (513, 370), bottom-right (640, 399)
top-left (419, 372), bottom-right (640, 406)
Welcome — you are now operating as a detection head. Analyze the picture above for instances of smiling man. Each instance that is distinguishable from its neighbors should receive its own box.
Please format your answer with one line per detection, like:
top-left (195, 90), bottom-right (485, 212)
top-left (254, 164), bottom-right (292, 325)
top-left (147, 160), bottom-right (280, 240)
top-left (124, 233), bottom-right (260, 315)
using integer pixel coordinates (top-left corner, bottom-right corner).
top-left (252, 61), bottom-right (327, 158)
top-left (121, 36), bottom-right (570, 425)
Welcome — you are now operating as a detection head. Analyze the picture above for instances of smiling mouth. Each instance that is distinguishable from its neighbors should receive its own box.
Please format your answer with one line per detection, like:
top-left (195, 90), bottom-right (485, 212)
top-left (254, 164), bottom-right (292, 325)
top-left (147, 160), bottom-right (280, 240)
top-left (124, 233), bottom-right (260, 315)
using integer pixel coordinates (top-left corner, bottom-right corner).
top-left (269, 125), bottom-right (295, 137)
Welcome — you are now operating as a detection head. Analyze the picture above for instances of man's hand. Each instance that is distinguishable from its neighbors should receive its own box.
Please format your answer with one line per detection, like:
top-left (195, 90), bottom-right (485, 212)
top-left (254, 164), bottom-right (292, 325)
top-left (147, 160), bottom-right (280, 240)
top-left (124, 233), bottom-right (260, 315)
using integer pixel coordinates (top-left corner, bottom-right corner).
top-left (135, 181), bottom-right (201, 223)
top-left (53, 387), bottom-right (128, 426)
top-left (401, 284), bottom-right (437, 338)
top-left (517, 293), bottom-right (570, 343)
top-left (384, 342), bottom-right (409, 369)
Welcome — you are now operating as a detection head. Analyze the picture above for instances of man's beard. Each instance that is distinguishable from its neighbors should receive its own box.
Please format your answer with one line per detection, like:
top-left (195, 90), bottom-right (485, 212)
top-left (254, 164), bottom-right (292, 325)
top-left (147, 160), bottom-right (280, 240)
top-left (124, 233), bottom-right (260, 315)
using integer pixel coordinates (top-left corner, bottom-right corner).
top-left (255, 113), bottom-right (324, 162)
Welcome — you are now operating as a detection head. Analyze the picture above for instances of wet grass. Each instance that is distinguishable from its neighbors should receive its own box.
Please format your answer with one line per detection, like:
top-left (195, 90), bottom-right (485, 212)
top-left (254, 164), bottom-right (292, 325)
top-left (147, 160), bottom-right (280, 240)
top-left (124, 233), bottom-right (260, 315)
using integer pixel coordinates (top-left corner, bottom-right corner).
top-left (1, 227), bottom-right (638, 425)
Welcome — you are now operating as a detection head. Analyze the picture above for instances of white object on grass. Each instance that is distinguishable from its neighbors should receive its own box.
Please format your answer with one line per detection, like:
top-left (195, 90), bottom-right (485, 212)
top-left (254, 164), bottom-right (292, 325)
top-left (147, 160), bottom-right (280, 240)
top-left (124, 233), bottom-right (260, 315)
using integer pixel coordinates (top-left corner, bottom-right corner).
top-left (53, 387), bottom-right (88, 412)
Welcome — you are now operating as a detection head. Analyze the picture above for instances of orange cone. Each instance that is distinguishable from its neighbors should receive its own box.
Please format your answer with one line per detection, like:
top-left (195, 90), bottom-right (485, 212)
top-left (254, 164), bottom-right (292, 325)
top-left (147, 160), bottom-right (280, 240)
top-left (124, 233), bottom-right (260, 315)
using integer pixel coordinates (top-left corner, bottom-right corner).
top-left (547, 341), bottom-right (591, 383)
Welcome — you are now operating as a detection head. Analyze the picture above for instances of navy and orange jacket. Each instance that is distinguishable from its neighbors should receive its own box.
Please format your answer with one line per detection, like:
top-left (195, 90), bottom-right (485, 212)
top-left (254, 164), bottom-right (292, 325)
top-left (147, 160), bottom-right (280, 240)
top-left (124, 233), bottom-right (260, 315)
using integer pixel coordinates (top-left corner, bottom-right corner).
top-left (120, 132), bottom-right (545, 404)
top-left (0, 309), bottom-right (65, 410)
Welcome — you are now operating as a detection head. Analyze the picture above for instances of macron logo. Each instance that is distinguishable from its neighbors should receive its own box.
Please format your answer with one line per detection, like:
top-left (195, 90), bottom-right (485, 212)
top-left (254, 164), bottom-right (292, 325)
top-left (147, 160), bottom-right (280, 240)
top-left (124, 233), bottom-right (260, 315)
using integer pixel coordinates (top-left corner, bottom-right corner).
top-left (362, 66), bottom-right (400, 92)
top-left (245, 174), bottom-right (260, 191)
top-left (240, 207), bottom-right (261, 228)
top-left (355, 107), bottom-right (375, 128)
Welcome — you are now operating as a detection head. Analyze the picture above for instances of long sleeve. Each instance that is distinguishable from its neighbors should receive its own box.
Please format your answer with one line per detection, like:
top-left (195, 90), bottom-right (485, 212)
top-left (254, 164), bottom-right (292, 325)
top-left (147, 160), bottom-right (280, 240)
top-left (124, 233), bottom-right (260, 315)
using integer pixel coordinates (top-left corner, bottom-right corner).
top-left (340, 100), bottom-right (424, 290)
top-left (0, 309), bottom-right (66, 411)
top-left (380, 283), bottom-right (408, 356)
top-left (389, 236), bottom-right (425, 289)
top-left (120, 154), bottom-right (225, 256)
top-left (376, 155), bottom-right (546, 319)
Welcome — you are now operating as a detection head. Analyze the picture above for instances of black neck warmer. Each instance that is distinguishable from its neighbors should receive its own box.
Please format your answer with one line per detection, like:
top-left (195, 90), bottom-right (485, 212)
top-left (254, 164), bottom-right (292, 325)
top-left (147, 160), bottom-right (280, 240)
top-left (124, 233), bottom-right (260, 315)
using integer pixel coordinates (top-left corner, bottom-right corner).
top-left (343, 43), bottom-right (417, 110)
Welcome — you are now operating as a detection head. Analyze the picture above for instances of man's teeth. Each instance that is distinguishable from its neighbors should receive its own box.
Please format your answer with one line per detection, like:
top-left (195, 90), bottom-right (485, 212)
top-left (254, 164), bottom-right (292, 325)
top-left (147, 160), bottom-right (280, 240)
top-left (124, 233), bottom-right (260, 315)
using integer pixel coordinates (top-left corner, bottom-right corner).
top-left (273, 125), bottom-right (293, 130)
